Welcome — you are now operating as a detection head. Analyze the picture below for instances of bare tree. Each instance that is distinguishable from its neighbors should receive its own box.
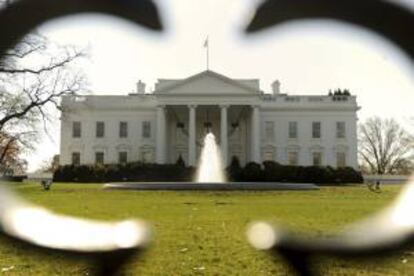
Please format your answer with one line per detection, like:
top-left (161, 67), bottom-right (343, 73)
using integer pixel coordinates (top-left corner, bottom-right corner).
top-left (0, 1), bottom-right (87, 174)
top-left (37, 154), bottom-right (60, 173)
top-left (358, 117), bottom-right (414, 175)
top-left (0, 33), bottom-right (87, 128)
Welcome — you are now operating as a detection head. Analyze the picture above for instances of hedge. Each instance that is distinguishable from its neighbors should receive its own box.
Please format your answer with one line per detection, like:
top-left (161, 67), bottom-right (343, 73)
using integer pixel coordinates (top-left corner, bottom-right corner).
top-left (54, 160), bottom-right (363, 184)
top-left (53, 163), bottom-right (195, 183)
top-left (228, 161), bottom-right (363, 184)
top-left (0, 176), bottom-right (27, 182)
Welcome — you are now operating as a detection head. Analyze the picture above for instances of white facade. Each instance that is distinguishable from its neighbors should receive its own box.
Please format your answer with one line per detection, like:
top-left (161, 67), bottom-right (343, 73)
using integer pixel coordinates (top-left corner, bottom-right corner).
top-left (60, 70), bottom-right (359, 169)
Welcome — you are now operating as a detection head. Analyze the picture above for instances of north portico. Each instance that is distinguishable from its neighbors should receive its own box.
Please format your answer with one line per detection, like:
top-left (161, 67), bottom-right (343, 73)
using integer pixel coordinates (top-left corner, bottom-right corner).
top-left (60, 70), bottom-right (359, 169)
top-left (154, 70), bottom-right (265, 167)
top-left (154, 104), bottom-right (261, 167)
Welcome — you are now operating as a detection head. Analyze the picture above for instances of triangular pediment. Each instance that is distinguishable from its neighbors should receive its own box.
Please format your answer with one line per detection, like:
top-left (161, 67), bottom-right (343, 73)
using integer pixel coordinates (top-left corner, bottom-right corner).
top-left (155, 70), bottom-right (261, 96)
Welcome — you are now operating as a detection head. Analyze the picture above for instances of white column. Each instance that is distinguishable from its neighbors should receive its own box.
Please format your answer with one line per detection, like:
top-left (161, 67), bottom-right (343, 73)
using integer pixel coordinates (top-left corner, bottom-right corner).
top-left (250, 105), bottom-right (261, 163)
top-left (188, 105), bottom-right (197, 166)
top-left (220, 105), bottom-right (229, 166)
top-left (155, 105), bottom-right (167, 164)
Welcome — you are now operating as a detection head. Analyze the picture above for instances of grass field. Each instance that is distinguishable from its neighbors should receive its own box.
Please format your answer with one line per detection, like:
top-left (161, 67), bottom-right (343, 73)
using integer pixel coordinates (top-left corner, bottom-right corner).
top-left (0, 183), bottom-right (413, 275)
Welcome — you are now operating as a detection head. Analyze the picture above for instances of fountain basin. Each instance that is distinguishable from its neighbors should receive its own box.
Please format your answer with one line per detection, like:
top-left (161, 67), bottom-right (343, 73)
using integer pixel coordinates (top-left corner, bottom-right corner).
top-left (103, 182), bottom-right (319, 191)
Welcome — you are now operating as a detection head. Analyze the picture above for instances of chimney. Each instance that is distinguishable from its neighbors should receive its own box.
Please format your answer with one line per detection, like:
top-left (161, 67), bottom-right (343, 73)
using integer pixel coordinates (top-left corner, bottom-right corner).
top-left (137, 80), bottom-right (146, 94)
top-left (271, 80), bottom-right (281, 95)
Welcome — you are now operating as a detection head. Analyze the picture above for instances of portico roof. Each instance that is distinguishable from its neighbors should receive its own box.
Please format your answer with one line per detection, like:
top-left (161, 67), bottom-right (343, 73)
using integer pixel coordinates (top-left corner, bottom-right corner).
top-left (154, 70), bottom-right (263, 96)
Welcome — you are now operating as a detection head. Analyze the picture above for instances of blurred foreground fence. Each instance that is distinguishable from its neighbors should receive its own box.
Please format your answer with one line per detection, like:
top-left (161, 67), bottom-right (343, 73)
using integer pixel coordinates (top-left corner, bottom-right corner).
top-left (0, 1), bottom-right (161, 274)
top-left (246, 0), bottom-right (414, 275)
top-left (1, 0), bottom-right (414, 275)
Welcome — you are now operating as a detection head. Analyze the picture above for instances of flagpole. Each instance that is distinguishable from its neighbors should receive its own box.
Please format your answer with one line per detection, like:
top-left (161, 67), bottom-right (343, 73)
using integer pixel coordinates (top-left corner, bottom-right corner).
top-left (204, 36), bottom-right (209, 70)
top-left (206, 42), bottom-right (209, 70)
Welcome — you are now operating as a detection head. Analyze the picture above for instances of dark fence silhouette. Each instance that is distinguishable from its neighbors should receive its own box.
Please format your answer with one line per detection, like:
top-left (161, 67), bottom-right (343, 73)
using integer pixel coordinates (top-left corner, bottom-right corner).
top-left (246, 0), bottom-right (414, 275)
top-left (0, 0), bottom-right (162, 275)
top-left (1, 0), bottom-right (414, 275)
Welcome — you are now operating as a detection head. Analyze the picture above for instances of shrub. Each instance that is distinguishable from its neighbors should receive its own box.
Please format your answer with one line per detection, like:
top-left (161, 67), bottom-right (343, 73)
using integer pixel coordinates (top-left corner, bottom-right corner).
top-left (77, 166), bottom-right (94, 182)
top-left (302, 166), bottom-right (334, 184)
top-left (176, 155), bottom-right (186, 168)
top-left (263, 161), bottom-right (283, 181)
top-left (54, 163), bottom-right (195, 183)
top-left (227, 156), bottom-right (243, 181)
top-left (53, 161), bottom-right (363, 185)
top-left (241, 162), bottom-right (264, 181)
top-left (238, 162), bottom-right (362, 184)
top-left (335, 167), bottom-right (364, 183)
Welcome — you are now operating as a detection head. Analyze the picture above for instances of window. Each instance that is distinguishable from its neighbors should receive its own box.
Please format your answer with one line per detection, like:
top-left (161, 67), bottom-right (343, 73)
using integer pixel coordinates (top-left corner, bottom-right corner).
top-left (288, 151), bottom-right (298, 166)
top-left (72, 121), bottom-right (81, 138)
top-left (264, 151), bottom-right (274, 161)
top-left (119, 121), bottom-right (128, 138)
top-left (336, 122), bottom-right (346, 139)
top-left (118, 151), bottom-right (128, 164)
top-left (263, 146), bottom-right (275, 161)
top-left (312, 122), bottom-right (321, 139)
top-left (265, 121), bottom-right (274, 141)
top-left (141, 149), bottom-right (153, 163)
top-left (289, 122), bottom-right (297, 139)
top-left (95, 152), bottom-right (104, 165)
top-left (312, 152), bottom-right (322, 166)
top-left (96, 121), bottom-right (105, 138)
top-left (71, 152), bottom-right (80, 166)
top-left (337, 152), bottom-right (346, 168)
top-left (142, 121), bottom-right (151, 138)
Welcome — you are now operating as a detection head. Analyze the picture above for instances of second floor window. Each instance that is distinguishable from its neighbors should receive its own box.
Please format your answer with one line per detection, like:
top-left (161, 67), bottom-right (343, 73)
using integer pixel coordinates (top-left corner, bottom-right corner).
top-left (142, 121), bottom-right (151, 138)
top-left (289, 122), bottom-right (297, 139)
top-left (336, 122), bottom-right (346, 138)
top-left (119, 122), bottom-right (128, 138)
top-left (312, 122), bottom-right (321, 139)
top-left (96, 121), bottom-right (105, 138)
top-left (72, 121), bottom-right (81, 138)
top-left (72, 152), bottom-right (80, 166)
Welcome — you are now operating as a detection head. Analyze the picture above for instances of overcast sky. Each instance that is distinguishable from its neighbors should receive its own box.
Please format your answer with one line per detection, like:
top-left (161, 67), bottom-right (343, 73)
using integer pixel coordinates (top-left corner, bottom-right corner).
top-left (24, 0), bottom-right (414, 172)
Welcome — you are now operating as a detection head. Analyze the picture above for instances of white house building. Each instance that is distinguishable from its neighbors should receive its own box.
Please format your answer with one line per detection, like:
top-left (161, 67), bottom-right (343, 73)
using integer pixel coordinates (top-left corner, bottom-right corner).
top-left (60, 70), bottom-right (359, 168)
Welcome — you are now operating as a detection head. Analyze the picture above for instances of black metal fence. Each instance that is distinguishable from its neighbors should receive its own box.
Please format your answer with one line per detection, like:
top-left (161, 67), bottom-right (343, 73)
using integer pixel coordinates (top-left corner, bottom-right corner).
top-left (1, 1), bottom-right (414, 275)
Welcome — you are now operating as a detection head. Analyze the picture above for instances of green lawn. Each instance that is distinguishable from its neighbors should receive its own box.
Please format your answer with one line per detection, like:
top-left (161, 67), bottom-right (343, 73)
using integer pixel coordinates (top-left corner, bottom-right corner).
top-left (0, 183), bottom-right (413, 275)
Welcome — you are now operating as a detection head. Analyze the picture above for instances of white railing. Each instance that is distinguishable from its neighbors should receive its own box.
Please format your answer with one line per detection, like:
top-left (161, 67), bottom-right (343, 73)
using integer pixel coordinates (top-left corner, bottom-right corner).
top-left (261, 95), bottom-right (356, 104)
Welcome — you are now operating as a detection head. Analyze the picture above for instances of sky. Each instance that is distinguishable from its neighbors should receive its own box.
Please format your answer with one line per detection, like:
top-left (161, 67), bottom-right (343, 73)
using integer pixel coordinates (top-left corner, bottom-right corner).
top-left (23, 0), bottom-right (414, 172)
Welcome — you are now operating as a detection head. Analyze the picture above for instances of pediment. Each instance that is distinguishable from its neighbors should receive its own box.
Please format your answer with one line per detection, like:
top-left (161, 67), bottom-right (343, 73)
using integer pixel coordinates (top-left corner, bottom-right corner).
top-left (155, 71), bottom-right (260, 96)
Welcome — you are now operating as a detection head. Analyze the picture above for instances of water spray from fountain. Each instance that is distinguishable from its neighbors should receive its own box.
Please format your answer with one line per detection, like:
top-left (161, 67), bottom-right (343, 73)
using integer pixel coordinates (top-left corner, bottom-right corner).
top-left (196, 133), bottom-right (226, 183)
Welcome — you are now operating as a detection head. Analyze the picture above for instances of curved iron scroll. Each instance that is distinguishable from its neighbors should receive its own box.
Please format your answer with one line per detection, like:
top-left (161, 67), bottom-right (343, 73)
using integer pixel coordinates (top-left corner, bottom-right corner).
top-left (0, 0), bottom-right (163, 57)
top-left (247, 179), bottom-right (414, 275)
top-left (0, 185), bottom-right (151, 275)
top-left (246, 0), bottom-right (414, 61)
top-left (1, 0), bottom-right (414, 275)
top-left (246, 1), bottom-right (414, 275)
top-left (0, 0), bottom-right (162, 274)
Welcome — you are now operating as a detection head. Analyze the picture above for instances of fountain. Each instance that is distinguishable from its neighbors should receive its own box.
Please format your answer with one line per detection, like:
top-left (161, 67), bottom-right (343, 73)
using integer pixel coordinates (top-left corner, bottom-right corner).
top-left (196, 133), bottom-right (226, 183)
top-left (104, 133), bottom-right (318, 191)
